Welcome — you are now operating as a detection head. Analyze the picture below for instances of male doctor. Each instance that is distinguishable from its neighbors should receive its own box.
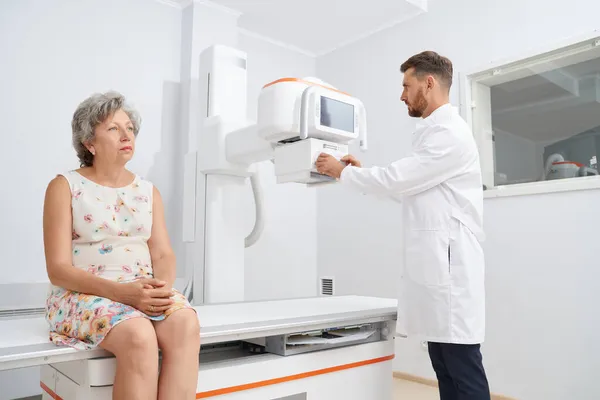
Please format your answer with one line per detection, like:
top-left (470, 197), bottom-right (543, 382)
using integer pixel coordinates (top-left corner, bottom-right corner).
top-left (316, 51), bottom-right (490, 400)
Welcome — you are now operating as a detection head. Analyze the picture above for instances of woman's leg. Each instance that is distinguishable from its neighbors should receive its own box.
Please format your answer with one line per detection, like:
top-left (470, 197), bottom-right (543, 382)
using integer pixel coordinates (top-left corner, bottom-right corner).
top-left (99, 317), bottom-right (160, 400)
top-left (153, 309), bottom-right (200, 400)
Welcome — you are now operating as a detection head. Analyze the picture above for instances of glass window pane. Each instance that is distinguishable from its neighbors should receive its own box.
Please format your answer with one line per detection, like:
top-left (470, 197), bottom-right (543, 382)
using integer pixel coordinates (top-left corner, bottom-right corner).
top-left (490, 56), bottom-right (600, 186)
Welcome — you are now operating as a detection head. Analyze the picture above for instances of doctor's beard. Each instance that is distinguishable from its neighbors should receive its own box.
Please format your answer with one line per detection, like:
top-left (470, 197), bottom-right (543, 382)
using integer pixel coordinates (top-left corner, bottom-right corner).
top-left (407, 88), bottom-right (428, 118)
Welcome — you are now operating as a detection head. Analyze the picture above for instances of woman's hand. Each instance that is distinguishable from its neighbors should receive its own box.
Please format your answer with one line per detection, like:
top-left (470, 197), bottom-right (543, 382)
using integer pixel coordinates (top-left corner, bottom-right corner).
top-left (116, 278), bottom-right (174, 316)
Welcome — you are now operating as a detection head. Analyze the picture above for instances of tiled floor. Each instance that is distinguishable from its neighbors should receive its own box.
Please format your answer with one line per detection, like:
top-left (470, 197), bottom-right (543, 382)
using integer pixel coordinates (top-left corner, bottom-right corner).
top-left (394, 378), bottom-right (438, 399)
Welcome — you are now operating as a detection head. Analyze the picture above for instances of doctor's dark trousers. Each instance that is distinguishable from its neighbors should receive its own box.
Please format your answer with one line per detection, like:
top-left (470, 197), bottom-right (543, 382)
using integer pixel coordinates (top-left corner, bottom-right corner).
top-left (428, 342), bottom-right (491, 400)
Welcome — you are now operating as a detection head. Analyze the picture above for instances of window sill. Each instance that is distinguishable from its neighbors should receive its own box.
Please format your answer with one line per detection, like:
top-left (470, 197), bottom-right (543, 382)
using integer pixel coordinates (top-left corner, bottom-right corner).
top-left (483, 175), bottom-right (600, 199)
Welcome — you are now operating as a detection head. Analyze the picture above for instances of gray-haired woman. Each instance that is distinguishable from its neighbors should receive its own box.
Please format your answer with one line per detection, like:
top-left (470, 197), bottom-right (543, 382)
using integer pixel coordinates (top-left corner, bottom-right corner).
top-left (43, 91), bottom-right (200, 400)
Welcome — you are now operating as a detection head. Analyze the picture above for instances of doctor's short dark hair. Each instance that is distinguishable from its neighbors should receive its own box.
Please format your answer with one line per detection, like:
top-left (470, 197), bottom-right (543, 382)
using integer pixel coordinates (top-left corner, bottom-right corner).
top-left (400, 51), bottom-right (453, 90)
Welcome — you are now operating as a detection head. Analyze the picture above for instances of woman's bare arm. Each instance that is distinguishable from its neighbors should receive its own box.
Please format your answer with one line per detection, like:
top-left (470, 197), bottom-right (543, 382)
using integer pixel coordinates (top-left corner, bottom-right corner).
top-left (147, 186), bottom-right (177, 291)
top-left (43, 175), bottom-right (121, 299)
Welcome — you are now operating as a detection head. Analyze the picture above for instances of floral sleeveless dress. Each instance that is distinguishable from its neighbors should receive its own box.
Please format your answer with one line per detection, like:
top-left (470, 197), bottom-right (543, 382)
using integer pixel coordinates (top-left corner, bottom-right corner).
top-left (45, 170), bottom-right (193, 350)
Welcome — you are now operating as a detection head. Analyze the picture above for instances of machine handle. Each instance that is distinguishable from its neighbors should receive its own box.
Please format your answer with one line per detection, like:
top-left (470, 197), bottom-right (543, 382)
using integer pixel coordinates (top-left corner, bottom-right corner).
top-left (300, 85), bottom-right (319, 140)
top-left (357, 100), bottom-right (368, 152)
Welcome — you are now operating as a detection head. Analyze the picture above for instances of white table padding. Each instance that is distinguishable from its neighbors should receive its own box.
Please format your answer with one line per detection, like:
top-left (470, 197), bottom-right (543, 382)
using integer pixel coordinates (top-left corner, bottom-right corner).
top-left (0, 295), bottom-right (397, 350)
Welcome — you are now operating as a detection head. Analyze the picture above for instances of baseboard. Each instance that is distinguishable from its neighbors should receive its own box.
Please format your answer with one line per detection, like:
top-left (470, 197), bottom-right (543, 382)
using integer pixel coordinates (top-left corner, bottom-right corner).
top-left (393, 372), bottom-right (517, 400)
top-left (393, 371), bottom-right (438, 387)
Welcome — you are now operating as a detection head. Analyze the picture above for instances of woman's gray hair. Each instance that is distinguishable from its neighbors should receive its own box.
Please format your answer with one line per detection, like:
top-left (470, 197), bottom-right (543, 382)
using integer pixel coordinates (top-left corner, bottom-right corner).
top-left (72, 91), bottom-right (142, 167)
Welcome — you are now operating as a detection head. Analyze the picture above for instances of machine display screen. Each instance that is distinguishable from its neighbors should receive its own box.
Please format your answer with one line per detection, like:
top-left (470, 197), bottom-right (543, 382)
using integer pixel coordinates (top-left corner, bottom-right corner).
top-left (320, 96), bottom-right (355, 133)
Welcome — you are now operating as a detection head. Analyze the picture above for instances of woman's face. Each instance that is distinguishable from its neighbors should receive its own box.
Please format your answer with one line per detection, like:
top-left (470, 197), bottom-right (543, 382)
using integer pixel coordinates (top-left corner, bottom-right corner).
top-left (88, 109), bottom-right (136, 166)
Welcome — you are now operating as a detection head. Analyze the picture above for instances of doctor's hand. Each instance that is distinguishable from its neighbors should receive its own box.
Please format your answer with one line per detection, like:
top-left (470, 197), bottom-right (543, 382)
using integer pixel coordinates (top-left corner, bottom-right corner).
top-left (316, 153), bottom-right (346, 179)
top-left (340, 155), bottom-right (362, 168)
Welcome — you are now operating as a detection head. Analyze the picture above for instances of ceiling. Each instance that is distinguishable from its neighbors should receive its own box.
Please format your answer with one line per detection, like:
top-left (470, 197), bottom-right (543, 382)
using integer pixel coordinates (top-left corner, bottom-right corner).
top-left (491, 56), bottom-right (600, 143)
top-left (163, 0), bottom-right (427, 57)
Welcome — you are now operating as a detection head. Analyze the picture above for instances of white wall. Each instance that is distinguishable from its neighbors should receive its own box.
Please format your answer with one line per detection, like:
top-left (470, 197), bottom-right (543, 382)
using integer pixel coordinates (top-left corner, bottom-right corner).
top-left (316, 1), bottom-right (600, 399)
top-left (0, 0), bottom-right (182, 286)
top-left (0, 1), bottom-right (317, 398)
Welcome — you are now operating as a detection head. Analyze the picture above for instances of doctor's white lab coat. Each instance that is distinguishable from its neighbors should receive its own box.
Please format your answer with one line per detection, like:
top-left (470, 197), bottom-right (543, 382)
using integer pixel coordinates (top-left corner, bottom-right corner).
top-left (339, 103), bottom-right (485, 344)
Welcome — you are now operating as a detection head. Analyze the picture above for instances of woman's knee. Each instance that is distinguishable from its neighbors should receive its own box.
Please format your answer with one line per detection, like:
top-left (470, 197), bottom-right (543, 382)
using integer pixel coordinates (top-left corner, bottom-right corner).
top-left (101, 317), bottom-right (159, 359)
top-left (158, 310), bottom-right (200, 350)
top-left (174, 310), bottom-right (200, 343)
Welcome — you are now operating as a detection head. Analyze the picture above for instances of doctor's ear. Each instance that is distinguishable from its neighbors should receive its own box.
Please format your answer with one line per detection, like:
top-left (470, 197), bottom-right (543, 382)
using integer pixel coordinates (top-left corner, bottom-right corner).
top-left (427, 76), bottom-right (435, 90)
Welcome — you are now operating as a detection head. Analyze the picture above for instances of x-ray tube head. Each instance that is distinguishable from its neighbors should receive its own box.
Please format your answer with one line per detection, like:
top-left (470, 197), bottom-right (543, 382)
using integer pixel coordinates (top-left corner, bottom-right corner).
top-left (251, 77), bottom-right (367, 185)
top-left (257, 77), bottom-right (367, 149)
top-left (223, 75), bottom-right (367, 185)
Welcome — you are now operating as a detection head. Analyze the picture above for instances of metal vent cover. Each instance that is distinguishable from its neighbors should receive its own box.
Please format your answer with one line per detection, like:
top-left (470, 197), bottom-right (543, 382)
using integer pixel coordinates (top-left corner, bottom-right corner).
top-left (319, 276), bottom-right (334, 296)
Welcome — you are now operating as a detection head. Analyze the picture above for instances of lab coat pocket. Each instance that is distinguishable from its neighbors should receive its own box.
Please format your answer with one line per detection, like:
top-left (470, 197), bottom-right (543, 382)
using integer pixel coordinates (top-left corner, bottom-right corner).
top-left (405, 230), bottom-right (451, 287)
top-left (448, 217), bottom-right (484, 284)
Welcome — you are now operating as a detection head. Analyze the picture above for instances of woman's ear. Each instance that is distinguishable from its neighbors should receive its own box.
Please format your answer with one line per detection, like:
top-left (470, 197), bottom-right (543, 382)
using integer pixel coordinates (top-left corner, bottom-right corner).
top-left (84, 142), bottom-right (95, 155)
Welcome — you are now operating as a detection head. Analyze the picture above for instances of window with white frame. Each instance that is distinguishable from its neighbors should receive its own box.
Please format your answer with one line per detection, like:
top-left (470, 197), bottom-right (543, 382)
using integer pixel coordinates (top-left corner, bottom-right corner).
top-left (462, 34), bottom-right (600, 196)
